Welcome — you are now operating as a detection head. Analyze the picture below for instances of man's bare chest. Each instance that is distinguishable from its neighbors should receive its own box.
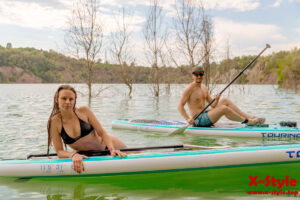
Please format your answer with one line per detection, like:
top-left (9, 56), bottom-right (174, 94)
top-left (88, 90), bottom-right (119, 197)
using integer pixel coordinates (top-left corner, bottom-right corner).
top-left (189, 88), bottom-right (206, 103)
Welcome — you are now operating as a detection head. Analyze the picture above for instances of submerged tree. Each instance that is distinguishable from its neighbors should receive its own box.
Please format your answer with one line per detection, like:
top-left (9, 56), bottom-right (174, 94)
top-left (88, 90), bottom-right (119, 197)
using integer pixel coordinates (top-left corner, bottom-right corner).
top-left (65, 0), bottom-right (103, 102)
top-left (201, 15), bottom-right (214, 88)
top-left (170, 0), bottom-right (214, 87)
top-left (110, 8), bottom-right (135, 97)
top-left (143, 0), bottom-right (166, 97)
top-left (173, 0), bottom-right (204, 67)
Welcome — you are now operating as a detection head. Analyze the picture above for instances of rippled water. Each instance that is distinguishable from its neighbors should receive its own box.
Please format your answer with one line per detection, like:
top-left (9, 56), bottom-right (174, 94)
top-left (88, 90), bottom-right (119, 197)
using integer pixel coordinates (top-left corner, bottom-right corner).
top-left (0, 84), bottom-right (300, 199)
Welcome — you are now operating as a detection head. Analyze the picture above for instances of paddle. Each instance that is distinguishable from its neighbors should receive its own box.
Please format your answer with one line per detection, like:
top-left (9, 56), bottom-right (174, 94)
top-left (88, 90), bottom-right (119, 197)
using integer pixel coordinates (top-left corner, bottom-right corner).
top-left (170, 44), bottom-right (271, 135)
top-left (26, 144), bottom-right (228, 159)
top-left (27, 145), bottom-right (184, 159)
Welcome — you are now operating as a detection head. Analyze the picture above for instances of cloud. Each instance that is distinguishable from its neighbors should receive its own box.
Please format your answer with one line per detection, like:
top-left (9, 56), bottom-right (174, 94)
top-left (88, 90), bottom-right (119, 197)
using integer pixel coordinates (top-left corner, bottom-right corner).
top-left (100, 0), bottom-right (152, 9)
top-left (101, 13), bottom-right (145, 36)
top-left (289, 0), bottom-right (300, 3)
top-left (203, 0), bottom-right (260, 11)
top-left (0, 0), bottom-right (145, 34)
top-left (213, 18), bottom-right (287, 57)
top-left (0, 1), bottom-right (69, 29)
top-left (272, 0), bottom-right (281, 7)
top-left (0, 0), bottom-right (262, 31)
top-left (3, 0), bottom-right (69, 9)
top-left (100, 0), bottom-right (260, 12)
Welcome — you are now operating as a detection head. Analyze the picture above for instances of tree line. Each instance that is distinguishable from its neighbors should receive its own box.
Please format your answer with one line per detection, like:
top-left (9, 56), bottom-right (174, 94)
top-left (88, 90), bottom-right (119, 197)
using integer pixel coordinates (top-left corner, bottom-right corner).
top-left (0, 45), bottom-right (193, 84)
top-left (1, 44), bottom-right (299, 90)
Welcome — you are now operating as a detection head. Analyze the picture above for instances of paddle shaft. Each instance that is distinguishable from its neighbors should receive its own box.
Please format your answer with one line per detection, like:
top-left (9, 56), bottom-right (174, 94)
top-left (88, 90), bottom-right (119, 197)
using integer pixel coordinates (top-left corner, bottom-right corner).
top-left (27, 144), bottom-right (184, 159)
top-left (193, 44), bottom-right (271, 120)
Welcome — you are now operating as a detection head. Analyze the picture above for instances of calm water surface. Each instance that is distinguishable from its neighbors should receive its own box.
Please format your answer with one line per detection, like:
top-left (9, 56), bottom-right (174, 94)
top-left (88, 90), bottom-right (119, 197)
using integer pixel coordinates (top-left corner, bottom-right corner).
top-left (0, 84), bottom-right (300, 200)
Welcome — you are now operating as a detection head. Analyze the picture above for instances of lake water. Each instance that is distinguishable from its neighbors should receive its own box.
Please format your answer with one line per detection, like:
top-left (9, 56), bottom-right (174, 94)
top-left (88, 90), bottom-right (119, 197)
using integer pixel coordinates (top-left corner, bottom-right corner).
top-left (0, 84), bottom-right (300, 199)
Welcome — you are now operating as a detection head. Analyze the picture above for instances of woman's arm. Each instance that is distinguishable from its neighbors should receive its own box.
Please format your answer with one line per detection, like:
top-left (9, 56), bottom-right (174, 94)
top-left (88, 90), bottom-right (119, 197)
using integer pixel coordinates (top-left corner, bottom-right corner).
top-left (50, 116), bottom-right (88, 173)
top-left (50, 117), bottom-right (73, 158)
top-left (81, 106), bottom-right (126, 158)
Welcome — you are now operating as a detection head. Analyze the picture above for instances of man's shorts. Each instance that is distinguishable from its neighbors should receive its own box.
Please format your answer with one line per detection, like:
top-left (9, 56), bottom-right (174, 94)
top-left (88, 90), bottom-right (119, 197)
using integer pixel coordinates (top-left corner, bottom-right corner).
top-left (193, 111), bottom-right (213, 127)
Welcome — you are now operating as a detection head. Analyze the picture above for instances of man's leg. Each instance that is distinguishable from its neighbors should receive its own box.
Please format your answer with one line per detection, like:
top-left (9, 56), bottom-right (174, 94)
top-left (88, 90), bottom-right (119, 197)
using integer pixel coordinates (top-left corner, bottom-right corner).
top-left (217, 98), bottom-right (254, 119)
top-left (208, 105), bottom-right (245, 124)
top-left (208, 104), bottom-right (262, 125)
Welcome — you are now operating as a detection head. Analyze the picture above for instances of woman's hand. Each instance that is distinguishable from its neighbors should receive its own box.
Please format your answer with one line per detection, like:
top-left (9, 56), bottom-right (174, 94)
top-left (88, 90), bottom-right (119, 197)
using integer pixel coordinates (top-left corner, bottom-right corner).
top-left (110, 149), bottom-right (127, 158)
top-left (72, 153), bottom-right (89, 173)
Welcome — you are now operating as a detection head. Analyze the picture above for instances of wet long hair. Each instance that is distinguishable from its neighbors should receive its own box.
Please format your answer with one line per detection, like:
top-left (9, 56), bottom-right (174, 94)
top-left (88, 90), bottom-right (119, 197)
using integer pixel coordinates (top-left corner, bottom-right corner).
top-left (47, 85), bottom-right (77, 155)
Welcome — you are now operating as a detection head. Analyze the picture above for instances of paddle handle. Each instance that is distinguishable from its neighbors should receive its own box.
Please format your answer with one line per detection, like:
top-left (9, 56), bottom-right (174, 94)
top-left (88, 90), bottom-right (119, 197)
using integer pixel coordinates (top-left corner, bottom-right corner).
top-left (193, 44), bottom-right (271, 120)
top-left (27, 145), bottom-right (184, 159)
top-left (77, 145), bottom-right (184, 155)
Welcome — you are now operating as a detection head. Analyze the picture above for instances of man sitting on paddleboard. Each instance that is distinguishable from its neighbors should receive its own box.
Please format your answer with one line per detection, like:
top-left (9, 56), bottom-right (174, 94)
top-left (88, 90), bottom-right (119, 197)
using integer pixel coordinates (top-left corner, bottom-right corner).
top-left (178, 66), bottom-right (265, 127)
top-left (47, 85), bottom-right (127, 173)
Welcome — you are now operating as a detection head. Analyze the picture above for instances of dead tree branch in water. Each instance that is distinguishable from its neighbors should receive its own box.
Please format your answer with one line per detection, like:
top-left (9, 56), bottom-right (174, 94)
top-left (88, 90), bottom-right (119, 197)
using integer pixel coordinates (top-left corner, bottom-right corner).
top-left (110, 8), bottom-right (135, 98)
top-left (65, 0), bottom-right (103, 102)
top-left (143, 0), bottom-right (166, 97)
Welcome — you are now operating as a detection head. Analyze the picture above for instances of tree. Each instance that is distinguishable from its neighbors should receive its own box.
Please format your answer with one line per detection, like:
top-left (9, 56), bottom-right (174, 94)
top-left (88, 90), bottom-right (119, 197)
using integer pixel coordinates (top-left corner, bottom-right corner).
top-left (110, 8), bottom-right (135, 97)
top-left (201, 15), bottom-right (214, 88)
top-left (65, 0), bottom-right (103, 102)
top-left (172, 0), bottom-right (205, 68)
top-left (143, 0), bottom-right (166, 97)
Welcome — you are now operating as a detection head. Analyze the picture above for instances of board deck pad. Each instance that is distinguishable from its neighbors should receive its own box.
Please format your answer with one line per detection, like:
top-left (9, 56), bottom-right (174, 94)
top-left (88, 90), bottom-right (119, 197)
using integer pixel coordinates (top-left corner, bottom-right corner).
top-left (112, 119), bottom-right (300, 138)
top-left (131, 119), bottom-right (187, 126)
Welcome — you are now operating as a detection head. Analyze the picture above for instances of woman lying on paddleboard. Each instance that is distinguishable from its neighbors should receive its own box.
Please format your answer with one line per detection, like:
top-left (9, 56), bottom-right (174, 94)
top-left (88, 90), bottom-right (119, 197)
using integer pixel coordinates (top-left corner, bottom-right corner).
top-left (47, 85), bottom-right (126, 173)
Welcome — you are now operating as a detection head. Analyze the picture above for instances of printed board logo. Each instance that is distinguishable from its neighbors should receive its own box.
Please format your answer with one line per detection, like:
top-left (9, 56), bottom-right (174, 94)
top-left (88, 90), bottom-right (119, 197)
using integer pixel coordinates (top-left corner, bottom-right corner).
top-left (286, 151), bottom-right (300, 158)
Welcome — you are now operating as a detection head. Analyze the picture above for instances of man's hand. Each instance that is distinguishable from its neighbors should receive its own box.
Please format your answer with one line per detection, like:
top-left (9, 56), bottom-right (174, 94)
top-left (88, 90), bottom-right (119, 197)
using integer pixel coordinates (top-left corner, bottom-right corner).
top-left (187, 118), bottom-right (195, 125)
top-left (215, 94), bottom-right (221, 101)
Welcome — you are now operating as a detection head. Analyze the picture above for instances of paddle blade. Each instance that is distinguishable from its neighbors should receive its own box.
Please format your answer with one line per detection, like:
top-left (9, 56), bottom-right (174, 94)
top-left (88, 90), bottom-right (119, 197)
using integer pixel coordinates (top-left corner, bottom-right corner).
top-left (170, 125), bottom-right (189, 135)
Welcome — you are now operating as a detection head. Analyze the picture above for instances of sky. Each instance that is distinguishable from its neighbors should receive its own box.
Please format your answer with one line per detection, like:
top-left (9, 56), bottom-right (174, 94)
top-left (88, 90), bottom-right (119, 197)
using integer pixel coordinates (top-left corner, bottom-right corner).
top-left (0, 0), bottom-right (299, 65)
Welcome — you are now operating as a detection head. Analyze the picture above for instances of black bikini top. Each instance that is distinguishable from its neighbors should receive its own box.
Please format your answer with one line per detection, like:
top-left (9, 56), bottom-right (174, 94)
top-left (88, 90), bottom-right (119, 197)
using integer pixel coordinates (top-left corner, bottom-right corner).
top-left (60, 112), bottom-right (94, 145)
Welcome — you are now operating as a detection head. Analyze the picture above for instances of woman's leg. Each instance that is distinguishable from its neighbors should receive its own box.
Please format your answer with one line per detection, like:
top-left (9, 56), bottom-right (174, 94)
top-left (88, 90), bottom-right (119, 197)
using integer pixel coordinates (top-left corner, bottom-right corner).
top-left (109, 134), bottom-right (127, 149)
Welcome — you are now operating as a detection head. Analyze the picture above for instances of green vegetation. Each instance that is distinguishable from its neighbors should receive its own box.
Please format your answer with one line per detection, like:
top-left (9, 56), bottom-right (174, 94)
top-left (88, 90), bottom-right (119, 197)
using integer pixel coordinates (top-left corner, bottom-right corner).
top-left (0, 72), bottom-right (8, 82)
top-left (263, 48), bottom-right (300, 88)
top-left (0, 45), bottom-right (299, 89)
top-left (0, 45), bottom-right (192, 84)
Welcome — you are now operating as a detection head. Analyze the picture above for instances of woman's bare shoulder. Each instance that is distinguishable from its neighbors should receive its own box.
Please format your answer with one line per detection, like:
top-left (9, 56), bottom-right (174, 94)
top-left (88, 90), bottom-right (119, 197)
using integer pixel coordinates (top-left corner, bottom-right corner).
top-left (76, 106), bottom-right (94, 122)
top-left (50, 114), bottom-right (61, 123)
top-left (49, 114), bottom-right (62, 132)
top-left (77, 106), bottom-right (91, 114)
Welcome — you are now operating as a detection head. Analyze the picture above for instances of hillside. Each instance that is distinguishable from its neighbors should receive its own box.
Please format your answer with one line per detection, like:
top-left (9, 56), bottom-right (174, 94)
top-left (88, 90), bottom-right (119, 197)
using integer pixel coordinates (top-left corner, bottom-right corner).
top-left (0, 45), bottom-right (299, 89)
top-left (0, 46), bottom-right (192, 84)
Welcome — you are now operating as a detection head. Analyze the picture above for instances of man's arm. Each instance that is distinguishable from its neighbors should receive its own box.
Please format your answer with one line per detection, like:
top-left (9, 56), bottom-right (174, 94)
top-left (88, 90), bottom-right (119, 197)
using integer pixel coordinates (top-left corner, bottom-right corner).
top-left (205, 86), bottom-right (220, 108)
top-left (178, 86), bottom-right (193, 124)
